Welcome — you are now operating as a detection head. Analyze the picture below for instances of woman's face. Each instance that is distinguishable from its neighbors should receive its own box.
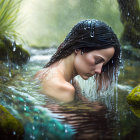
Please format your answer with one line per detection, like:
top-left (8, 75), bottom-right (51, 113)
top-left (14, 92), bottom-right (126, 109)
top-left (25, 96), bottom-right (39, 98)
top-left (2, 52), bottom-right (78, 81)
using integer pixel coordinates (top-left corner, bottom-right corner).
top-left (74, 47), bottom-right (115, 80)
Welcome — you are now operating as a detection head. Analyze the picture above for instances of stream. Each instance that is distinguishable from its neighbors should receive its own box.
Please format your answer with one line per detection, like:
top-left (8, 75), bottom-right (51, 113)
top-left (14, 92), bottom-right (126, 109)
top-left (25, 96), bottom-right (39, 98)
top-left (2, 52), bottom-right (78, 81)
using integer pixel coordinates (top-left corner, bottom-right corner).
top-left (0, 47), bottom-right (140, 140)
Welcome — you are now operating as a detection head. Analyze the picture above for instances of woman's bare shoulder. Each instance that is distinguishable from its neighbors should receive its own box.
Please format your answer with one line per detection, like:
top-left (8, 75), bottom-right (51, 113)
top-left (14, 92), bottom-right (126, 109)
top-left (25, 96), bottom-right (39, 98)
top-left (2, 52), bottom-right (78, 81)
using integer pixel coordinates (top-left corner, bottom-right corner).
top-left (34, 68), bottom-right (50, 80)
top-left (42, 76), bottom-right (75, 93)
top-left (41, 75), bottom-right (75, 103)
top-left (58, 80), bottom-right (75, 93)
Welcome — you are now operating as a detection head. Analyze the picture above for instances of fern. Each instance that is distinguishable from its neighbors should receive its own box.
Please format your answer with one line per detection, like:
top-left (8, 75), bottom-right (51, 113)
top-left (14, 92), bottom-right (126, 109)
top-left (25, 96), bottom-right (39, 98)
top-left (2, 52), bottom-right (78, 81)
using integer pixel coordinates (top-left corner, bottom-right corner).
top-left (0, 0), bottom-right (21, 40)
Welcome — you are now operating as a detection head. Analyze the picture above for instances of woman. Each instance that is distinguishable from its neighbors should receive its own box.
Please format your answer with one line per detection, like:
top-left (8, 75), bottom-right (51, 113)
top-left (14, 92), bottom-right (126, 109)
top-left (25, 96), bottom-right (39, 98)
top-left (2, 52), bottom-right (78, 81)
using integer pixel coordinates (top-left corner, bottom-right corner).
top-left (35, 19), bottom-right (121, 103)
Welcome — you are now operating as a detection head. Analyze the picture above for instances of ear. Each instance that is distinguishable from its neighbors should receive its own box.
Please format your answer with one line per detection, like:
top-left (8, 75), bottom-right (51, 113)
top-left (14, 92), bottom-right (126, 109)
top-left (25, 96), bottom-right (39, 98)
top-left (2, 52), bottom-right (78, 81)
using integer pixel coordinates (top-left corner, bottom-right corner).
top-left (75, 49), bottom-right (80, 55)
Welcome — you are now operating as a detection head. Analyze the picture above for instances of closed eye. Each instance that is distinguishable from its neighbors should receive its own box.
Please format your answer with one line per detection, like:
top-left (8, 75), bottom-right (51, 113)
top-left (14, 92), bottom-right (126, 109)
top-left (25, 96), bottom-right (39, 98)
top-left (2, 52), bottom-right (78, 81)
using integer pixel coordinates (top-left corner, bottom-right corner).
top-left (95, 56), bottom-right (105, 65)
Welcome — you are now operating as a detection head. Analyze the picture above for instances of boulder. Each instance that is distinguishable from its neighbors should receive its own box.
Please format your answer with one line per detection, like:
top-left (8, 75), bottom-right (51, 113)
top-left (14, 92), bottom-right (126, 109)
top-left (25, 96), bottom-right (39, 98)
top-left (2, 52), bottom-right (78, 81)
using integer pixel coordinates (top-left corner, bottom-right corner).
top-left (122, 46), bottom-right (140, 61)
top-left (130, 106), bottom-right (140, 118)
top-left (0, 36), bottom-right (30, 65)
top-left (0, 104), bottom-right (24, 139)
top-left (127, 85), bottom-right (140, 106)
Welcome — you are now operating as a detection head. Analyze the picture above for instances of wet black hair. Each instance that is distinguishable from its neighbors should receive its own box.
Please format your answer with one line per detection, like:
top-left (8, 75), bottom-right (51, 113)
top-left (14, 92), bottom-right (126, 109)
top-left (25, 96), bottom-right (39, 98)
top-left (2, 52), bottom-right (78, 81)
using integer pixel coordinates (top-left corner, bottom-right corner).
top-left (44, 19), bottom-right (121, 91)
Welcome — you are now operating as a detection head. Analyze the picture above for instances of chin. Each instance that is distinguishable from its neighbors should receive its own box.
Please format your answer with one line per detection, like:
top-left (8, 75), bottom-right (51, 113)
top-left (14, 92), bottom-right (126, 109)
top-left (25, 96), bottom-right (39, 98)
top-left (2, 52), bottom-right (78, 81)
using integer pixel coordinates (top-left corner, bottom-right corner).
top-left (81, 75), bottom-right (89, 80)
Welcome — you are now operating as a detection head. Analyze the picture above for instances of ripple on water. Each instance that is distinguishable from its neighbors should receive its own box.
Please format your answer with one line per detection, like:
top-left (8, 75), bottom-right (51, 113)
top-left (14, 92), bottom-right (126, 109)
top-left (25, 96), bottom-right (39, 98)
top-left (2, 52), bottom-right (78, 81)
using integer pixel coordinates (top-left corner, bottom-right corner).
top-left (1, 48), bottom-right (140, 139)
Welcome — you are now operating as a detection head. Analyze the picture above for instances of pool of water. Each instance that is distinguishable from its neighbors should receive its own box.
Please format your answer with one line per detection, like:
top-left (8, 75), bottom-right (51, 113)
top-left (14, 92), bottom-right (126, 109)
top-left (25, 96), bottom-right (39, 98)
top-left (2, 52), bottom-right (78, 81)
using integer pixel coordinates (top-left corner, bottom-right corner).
top-left (0, 47), bottom-right (140, 140)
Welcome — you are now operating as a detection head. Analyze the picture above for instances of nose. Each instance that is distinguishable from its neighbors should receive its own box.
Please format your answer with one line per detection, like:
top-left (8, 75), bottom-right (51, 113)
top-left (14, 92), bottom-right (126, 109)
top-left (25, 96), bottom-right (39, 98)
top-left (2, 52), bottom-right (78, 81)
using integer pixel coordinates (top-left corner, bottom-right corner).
top-left (94, 64), bottom-right (103, 74)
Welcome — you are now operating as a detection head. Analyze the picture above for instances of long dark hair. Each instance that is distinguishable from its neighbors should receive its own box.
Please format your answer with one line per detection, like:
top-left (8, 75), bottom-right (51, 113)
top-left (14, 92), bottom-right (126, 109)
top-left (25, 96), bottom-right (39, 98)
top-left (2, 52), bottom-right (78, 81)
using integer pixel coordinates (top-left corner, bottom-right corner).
top-left (44, 19), bottom-right (121, 91)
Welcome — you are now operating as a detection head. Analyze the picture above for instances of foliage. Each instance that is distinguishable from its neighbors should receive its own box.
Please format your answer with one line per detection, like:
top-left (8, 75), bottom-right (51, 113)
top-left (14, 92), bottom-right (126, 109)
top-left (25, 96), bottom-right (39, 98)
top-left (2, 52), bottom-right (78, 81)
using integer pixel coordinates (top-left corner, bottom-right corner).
top-left (0, 0), bottom-right (21, 39)
top-left (0, 0), bottom-right (30, 65)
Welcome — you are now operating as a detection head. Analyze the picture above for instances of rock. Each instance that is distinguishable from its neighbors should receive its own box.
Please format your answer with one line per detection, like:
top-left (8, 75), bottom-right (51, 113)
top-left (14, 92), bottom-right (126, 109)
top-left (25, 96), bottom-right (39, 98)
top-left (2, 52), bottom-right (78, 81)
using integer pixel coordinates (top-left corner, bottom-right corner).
top-left (0, 104), bottom-right (24, 139)
top-left (122, 46), bottom-right (140, 61)
top-left (0, 36), bottom-right (30, 65)
top-left (130, 106), bottom-right (140, 118)
top-left (127, 85), bottom-right (140, 106)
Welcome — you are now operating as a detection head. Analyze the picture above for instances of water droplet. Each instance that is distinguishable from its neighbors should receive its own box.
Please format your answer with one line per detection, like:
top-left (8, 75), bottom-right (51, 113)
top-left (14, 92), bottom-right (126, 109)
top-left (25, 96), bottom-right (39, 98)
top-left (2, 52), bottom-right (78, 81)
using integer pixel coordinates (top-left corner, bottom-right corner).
top-left (88, 20), bottom-right (91, 29)
top-left (42, 133), bottom-right (44, 136)
top-left (84, 20), bottom-right (87, 30)
top-left (65, 129), bottom-right (68, 133)
top-left (30, 135), bottom-right (35, 139)
top-left (118, 132), bottom-right (120, 136)
top-left (32, 126), bottom-right (35, 130)
top-left (90, 30), bottom-right (94, 37)
top-left (12, 41), bottom-right (16, 52)
top-left (34, 116), bottom-right (39, 120)
top-left (16, 65), bottom-right (19, 69)
top-left (12, 95), bottom-right (15, 98)
top-left (13, 131), bottom-right (16, 135)
top-left (9, 71), bottom-right (12, 77)
top-left (112, 60), bottom-right (114, 63)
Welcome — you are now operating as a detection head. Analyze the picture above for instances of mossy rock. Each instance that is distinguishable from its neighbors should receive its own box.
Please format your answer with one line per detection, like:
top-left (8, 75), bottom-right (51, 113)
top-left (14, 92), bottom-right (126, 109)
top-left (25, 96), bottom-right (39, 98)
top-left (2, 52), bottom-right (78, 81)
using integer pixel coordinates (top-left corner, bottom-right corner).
top-left (0, 104), bottom-right (24, 139)
top-left (0, 36), bottom-right (30, 65)
top-left (127, 85), bottom-right (140, 106)
top-left (122, 46), bottom-right (140, 61)
top-left (130, 106), bottom-right (140, 118)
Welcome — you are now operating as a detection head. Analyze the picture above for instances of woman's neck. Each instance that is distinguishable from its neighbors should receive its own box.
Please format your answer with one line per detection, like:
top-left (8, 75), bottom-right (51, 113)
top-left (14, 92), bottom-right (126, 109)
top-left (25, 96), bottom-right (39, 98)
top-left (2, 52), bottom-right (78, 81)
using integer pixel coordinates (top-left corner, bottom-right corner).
top-left (57, 53), bottom-right (77, 82)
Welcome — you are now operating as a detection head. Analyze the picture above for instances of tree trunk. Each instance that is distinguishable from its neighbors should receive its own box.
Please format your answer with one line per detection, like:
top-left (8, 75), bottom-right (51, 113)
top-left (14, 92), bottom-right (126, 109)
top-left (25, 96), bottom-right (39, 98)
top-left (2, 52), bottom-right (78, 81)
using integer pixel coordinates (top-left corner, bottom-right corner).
top-left (117, 0), bottom-right (140, 48)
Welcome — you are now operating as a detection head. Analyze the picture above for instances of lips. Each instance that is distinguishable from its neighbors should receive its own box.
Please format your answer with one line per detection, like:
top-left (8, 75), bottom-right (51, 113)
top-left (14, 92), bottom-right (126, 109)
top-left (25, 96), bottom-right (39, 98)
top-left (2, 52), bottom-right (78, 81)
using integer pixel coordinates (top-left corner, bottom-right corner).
top-left (85, 73), bottom-right (93, 77)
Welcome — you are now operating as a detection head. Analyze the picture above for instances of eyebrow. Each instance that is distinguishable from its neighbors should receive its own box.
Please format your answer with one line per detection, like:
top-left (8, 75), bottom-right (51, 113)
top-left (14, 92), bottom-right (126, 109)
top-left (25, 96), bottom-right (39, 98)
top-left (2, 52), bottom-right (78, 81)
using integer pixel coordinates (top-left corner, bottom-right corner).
top-left (95, 56), bottom-right (105, 62)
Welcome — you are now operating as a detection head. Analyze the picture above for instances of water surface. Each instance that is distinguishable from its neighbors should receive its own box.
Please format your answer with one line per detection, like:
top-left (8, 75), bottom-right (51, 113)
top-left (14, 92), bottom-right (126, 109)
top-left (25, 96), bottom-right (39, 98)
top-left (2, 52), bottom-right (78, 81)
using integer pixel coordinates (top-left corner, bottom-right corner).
top-left (0, 47), bottom-right (140, 140)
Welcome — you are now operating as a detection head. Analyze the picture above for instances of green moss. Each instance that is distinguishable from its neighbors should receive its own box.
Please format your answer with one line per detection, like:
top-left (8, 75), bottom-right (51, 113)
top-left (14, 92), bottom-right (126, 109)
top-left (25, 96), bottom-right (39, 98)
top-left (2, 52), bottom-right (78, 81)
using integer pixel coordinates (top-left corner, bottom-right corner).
top-left (118, 0), bottom-right (140, 48)
top-left (130, 106), bottom-right (140, 118)
top-left (0, 0), bottom-right (30, 66)
top-left (0, 36), bottom-right (30, 65)
top-left (0, 104), bottom-right (24, 139)
top-left (127, 85), bottom-right (140, 106)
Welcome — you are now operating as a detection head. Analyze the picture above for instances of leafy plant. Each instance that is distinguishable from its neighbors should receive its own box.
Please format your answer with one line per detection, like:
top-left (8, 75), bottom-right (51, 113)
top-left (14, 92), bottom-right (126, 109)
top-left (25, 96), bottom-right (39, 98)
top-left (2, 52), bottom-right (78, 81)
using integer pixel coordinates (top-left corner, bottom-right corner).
top-left (0, 0), bottom-right (21, 39)
top-left (0, 0), bottom-right (30, 66)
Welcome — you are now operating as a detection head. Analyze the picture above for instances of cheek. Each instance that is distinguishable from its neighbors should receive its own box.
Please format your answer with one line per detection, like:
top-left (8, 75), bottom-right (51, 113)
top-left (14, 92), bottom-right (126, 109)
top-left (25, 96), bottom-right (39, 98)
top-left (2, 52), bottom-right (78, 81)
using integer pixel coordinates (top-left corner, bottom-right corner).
top-left (84, 54), bottom-right (95, 66)
top-left (74, 54), bottom-right (95, 73)
top-left (74, 55), bottom-right (87, 73)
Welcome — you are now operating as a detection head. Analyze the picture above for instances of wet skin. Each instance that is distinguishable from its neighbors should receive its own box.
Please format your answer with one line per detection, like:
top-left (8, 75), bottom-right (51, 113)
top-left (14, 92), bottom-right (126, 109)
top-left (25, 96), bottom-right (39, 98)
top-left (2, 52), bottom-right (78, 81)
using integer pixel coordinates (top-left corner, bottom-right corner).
top-left (35, 47), bottom-right (115, 103)
top-left (74, 48), bottom-right (115, 80)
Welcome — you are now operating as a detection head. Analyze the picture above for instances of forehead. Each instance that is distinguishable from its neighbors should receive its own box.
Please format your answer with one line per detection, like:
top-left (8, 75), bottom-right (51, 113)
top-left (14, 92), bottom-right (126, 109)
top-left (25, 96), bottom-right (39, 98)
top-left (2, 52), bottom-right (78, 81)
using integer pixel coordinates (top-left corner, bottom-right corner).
top-left (87, 47), bottom-right (115, 60)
